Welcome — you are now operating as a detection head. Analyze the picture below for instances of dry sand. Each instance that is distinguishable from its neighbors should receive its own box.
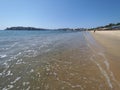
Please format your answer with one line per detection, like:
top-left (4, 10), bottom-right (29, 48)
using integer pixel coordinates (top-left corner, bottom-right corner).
top-left (91, 30), bottom-right (120, 57)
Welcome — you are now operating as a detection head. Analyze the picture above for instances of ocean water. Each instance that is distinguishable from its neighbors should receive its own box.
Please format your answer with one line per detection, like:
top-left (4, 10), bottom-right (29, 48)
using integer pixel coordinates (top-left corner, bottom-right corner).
top-left (0, 30), bottom-right (75, 60)
top-left (0, 30), bottom-right (118, 90)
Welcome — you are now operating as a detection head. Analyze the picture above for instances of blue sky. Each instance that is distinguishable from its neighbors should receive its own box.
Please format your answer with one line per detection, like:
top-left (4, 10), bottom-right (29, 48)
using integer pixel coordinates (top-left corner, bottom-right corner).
top-left (0, 0), bottom-right (120, 29)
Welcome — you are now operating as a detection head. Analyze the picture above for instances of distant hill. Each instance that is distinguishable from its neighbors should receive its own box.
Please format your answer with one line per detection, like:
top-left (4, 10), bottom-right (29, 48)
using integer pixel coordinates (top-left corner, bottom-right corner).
top-left (5, 26), bottom-right (87, 31)
top-left (5, 26), bottom-right (47, 30)
top-left (5, 23), bottom-right (120, 31)
top-left (90, 22), bottom-right (120, 30)
top-left (56, 28), bottom-right (86, 31)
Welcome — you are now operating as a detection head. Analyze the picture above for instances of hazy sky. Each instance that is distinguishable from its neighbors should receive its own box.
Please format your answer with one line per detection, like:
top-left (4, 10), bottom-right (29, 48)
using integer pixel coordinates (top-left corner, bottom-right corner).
top-left (0, 0), bottom-right (120, 29)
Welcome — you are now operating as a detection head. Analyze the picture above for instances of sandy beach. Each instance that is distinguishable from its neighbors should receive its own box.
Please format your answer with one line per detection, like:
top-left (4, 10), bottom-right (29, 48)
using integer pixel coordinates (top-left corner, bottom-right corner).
top-left (1, 31), bottom-right (120, 90)
top-left (91, 30), bottom-right (120, 90)
top-left (91, 31), bottom-right (120, 57)
top-left (1, 0), bottom-right (120, 89)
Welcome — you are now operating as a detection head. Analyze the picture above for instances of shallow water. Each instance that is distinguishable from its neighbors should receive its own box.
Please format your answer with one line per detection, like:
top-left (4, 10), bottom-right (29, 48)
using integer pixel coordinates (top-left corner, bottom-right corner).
top-left (0, 30), bottom-right (119, 90)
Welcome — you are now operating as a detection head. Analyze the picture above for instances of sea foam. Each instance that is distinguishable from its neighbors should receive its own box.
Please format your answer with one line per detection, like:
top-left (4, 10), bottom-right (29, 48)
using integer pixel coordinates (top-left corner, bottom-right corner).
top-left (0, 55), bottom-right (7, 58)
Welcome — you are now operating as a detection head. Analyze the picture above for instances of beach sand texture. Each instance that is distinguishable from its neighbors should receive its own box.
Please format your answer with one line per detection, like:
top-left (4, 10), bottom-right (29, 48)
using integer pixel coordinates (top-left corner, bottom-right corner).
top-left (91, 30), bottom-right (120, 90)
top-left (29, 31), bottom-right (120, 90)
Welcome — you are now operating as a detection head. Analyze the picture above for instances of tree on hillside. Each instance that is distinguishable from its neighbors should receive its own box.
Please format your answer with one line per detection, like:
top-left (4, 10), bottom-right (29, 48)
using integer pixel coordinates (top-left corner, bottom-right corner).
top-left (116, 23), bottom-right (120, 25)
top-left (104, 23), bottom-right (115, 27)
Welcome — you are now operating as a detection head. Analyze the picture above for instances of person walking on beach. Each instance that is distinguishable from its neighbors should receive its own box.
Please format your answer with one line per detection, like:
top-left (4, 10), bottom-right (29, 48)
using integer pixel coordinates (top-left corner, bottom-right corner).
top-left (94, 30), bottom-right (96, 33)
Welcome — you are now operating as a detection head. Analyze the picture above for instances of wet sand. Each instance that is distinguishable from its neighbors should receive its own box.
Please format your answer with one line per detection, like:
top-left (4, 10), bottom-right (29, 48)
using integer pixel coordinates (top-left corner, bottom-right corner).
top-left (29, 32), bottom-right (120, 90)
top-left (30, 44), bottom-right (106, 90)
top-left (91, 30), bottom-right (120, 90)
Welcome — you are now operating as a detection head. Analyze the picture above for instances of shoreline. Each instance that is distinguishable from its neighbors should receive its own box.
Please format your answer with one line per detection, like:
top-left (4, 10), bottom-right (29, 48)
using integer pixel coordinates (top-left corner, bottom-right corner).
top-left (1, 31), bottom-right (120, 90)
top-left (91, 30), bottom-right (120, 88)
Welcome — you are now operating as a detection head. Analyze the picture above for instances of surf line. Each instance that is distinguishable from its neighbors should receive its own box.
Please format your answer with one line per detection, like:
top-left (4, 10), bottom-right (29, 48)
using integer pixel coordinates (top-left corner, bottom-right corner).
top-left (83, 31), bottom-right (113, 89)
